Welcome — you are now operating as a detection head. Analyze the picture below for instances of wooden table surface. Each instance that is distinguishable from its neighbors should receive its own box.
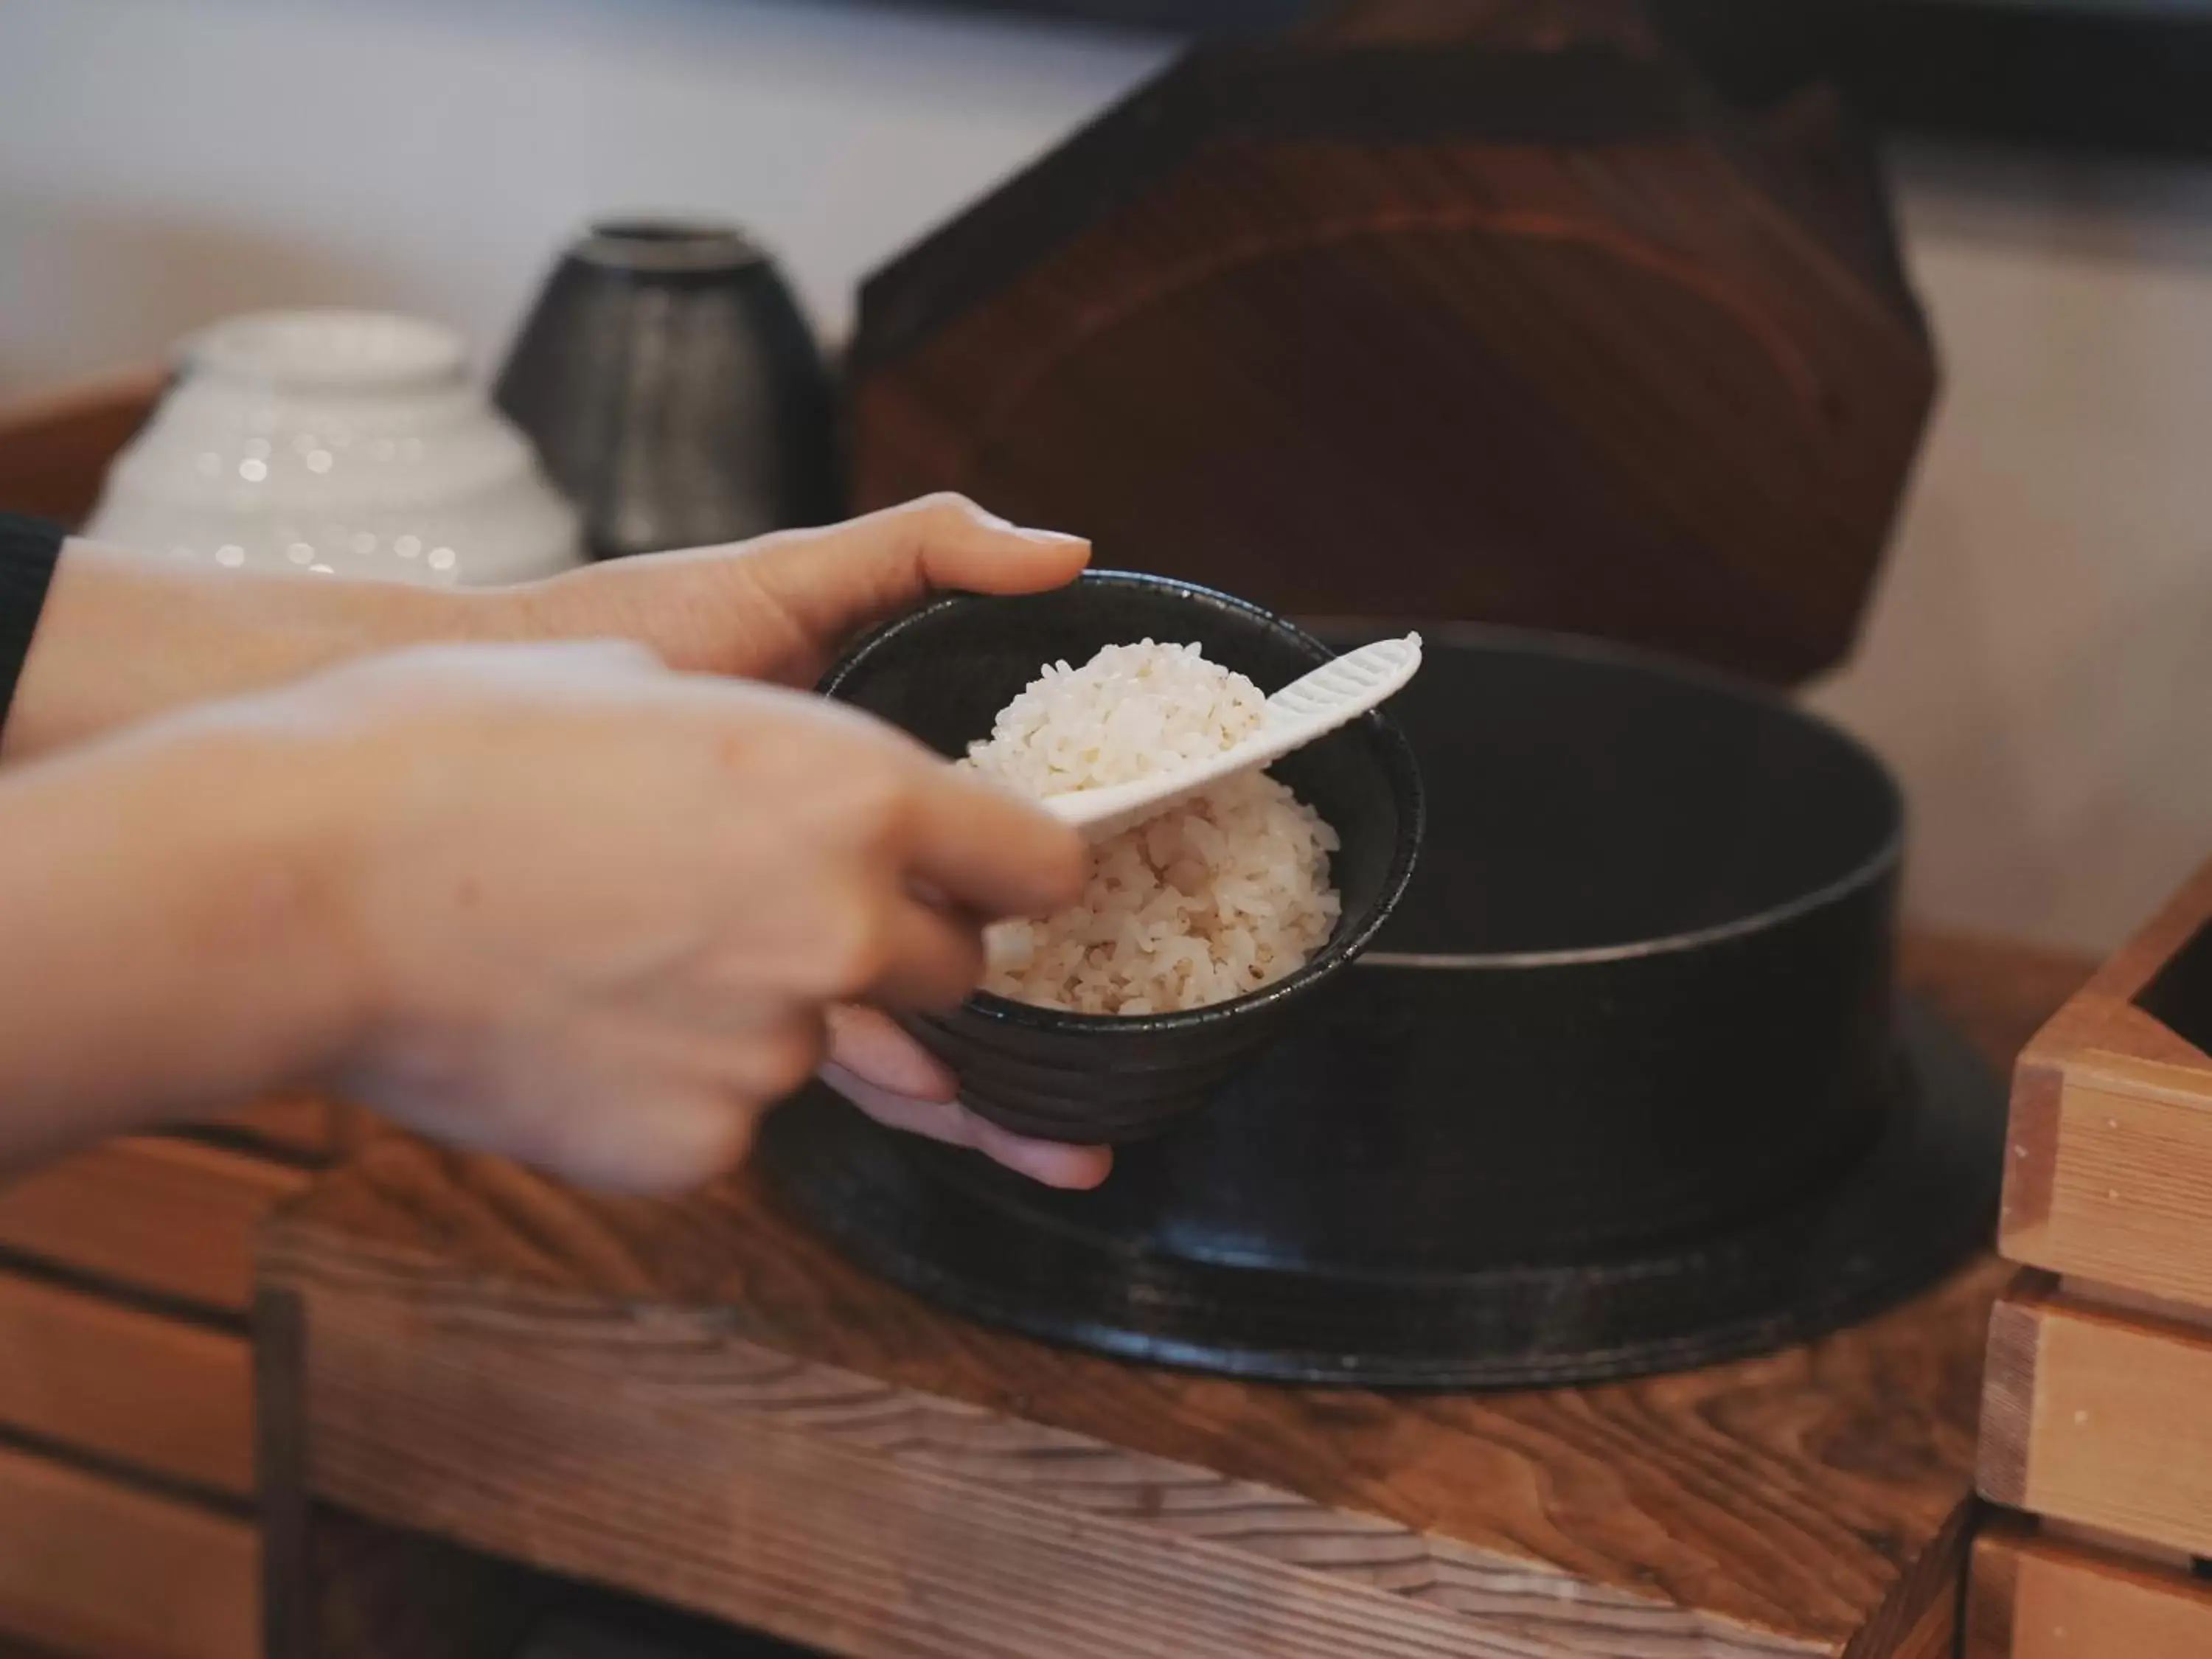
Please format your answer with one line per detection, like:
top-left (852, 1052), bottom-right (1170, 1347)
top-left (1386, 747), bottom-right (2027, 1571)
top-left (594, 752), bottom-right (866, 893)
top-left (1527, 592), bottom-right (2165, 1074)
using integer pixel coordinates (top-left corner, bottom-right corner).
top-left (260, 932), bottom-right (2092, 1659)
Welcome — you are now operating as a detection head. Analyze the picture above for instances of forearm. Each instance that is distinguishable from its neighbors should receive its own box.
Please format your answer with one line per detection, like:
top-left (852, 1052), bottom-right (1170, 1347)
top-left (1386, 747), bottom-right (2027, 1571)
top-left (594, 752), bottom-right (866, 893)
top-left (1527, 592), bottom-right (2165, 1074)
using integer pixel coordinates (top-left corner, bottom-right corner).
top-left (0, 720), bottom-right (360, 1166)
top-left (1, 538), bottom-right (510, 761)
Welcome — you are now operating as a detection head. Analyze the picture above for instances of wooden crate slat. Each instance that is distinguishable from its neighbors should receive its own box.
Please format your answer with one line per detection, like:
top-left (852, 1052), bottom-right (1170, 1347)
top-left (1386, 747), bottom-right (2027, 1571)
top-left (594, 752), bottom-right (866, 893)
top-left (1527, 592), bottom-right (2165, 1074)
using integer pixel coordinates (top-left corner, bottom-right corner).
top-left (0, 1269), bottom-right (251, 1497)
top-left (1980, 1273), bottom-right (2212, 1559)
top-left (0, 1442), bottom-right (257, 1659)
top-left (288, 1266), bottom-right (1849, 1659)
top-left (2003, 856), bottom-right (2212, 1304)
top-left (0, 1137), bottom-right (308, 1314)
top-left (1968, 1514), bottom-right (2212, 1658)
top-left (2003, 1073), bottom-right (2212, 1308)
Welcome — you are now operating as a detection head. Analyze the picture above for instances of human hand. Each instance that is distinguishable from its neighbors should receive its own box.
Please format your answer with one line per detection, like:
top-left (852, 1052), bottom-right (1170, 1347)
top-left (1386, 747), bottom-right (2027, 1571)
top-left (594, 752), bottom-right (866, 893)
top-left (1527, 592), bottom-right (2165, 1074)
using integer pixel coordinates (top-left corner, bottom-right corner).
top-left (14, 493), bottom-right (1082, 747)
top-left (278, 639), bottom-right (1086, 1193)
top-left (510, 493), bottom-right (1091, 688)
top-left (11, 494), bottom-right (1108, 1186)
top-left (498, 494), bottom-right (1110, 1187)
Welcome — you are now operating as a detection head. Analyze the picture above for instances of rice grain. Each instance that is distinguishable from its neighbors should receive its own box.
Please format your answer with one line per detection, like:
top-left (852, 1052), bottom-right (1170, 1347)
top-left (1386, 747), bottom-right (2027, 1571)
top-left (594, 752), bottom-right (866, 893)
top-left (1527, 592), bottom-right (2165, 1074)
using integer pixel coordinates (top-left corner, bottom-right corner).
top-left (961, 641), bottom-right (1341, 1015)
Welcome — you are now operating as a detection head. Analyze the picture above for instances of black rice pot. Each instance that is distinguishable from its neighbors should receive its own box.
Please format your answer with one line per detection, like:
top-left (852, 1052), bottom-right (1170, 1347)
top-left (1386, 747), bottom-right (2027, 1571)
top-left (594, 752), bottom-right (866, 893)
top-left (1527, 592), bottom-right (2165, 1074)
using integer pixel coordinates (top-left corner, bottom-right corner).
top-left (762, 621), bottom-right (2003, 1388)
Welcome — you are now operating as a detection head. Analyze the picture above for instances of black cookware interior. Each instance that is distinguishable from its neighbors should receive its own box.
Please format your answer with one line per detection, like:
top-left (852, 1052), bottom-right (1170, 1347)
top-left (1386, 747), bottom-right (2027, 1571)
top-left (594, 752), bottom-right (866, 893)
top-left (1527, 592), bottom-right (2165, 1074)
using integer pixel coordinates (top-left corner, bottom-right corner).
top-left (1373, 626), bottom-right (1896, 958)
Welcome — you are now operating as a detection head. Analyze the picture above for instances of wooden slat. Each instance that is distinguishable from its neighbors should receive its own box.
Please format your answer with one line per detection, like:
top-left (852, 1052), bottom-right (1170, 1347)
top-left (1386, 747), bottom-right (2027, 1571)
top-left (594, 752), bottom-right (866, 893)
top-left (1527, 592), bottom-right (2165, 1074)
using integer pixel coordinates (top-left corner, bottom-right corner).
top-left (0, 1269), bottom-right (251, 1496)
top-left (2003, 1072), bottom-right (2212, 1309)
top-left (293, 1271), bottom-right (1833, 1659)
top-left (2003, 855), bottom-right (2212, 1304)
top-left (0, 1137), bottom-right (307, 1314)
top-left (1980, 1273), bottom-right (2212, 1559)
top-left (282, 1174), bottom-right (2013, 1659)
top-left (1967, 1513), bottom-right (2212, 1658)
top-left (0, 1442), bottom-right (257, 1659)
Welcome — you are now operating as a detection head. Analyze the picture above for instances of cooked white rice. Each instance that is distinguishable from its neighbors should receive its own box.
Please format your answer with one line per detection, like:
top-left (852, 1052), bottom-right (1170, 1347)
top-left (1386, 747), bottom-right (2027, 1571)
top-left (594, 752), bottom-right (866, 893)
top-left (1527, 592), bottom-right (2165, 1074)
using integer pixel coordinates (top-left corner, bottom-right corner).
top-left (961, 641), bottom-right (1341, 1015)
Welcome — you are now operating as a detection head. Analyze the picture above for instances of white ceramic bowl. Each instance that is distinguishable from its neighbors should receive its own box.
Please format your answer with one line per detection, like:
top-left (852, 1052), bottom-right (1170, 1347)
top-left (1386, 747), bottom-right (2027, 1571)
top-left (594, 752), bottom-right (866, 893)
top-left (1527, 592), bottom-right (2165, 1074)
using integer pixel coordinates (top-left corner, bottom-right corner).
top-left (86, 310), bottom-right (584, 587)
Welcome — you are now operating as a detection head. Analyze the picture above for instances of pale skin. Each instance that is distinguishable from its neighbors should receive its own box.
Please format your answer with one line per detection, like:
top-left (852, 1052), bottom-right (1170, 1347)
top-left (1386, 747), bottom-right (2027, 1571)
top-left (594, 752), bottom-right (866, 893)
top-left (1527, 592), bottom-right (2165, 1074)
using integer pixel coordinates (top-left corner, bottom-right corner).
top-left (0, 494), bottom-right (1113, 1191)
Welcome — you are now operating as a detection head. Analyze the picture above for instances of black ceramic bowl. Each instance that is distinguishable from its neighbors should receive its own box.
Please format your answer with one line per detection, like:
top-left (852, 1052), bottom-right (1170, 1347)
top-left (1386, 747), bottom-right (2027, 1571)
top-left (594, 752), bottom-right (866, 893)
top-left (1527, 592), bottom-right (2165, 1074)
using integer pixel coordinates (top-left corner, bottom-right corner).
top-left (817, 571), bottom-right (1425, 1144)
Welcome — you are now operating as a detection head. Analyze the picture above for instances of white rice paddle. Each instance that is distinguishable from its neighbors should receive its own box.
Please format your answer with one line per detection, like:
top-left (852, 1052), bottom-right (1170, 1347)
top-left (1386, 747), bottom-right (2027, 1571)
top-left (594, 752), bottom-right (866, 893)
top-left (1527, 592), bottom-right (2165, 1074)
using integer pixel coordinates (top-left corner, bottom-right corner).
top-left (1040, 634), bottom-right (1423, 841)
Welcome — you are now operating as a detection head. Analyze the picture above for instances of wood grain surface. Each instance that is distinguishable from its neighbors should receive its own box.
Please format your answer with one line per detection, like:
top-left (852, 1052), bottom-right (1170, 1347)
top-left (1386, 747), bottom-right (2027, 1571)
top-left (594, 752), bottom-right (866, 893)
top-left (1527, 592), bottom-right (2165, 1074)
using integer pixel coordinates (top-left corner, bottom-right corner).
top-left (0, 1137), bottom-right (308, 1315)
top-left (2002, 855), bottom-right (2212, 1305)
top-left (1979, 1272), bottom-right (2212, 1562)
top-left (0, 1441), bottom-right (257, 1659)
top-left (1966, 1512), bottom-right (2212, 1659)
top-left (0, 1268), bottom-right (251, 1497)
top-left (1893, 1597), bottom-right (1955, 1659)
top-left (262, 932), bottom-right (2086, 1659)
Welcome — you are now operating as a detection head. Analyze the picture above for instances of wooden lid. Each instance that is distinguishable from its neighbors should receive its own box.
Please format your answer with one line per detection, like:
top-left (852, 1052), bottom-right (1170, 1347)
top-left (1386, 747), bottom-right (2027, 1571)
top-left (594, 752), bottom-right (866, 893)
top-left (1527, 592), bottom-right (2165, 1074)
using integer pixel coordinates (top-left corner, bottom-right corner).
top-left (849, 4), bottom-right (1936, 686)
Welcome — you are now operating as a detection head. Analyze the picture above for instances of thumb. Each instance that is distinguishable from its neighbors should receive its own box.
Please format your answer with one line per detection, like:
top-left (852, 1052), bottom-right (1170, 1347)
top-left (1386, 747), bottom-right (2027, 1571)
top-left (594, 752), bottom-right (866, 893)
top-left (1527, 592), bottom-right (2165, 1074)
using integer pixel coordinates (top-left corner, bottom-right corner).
top-left (743, 493), bottom-right (1089, 650)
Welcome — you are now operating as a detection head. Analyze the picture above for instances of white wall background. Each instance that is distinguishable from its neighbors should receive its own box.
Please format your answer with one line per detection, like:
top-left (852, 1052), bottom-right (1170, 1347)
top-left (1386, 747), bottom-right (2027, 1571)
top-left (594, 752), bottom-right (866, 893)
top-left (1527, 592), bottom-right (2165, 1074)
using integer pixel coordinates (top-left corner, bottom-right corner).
top-left (4, 0), bottom-right (2209, 953)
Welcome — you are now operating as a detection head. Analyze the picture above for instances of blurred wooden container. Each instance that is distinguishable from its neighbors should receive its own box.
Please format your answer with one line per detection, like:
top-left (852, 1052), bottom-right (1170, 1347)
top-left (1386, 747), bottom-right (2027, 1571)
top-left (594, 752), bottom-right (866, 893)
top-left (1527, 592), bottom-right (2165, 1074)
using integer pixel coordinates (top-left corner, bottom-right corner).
top-left (0, 366), bottom-right (167, 527)
top-left (0, 369), bottom-right (346, 1659)
top-left (848, 1), bottom-right (1937, 686)
top-left (1972, 852), bottom-right (2212, 1654)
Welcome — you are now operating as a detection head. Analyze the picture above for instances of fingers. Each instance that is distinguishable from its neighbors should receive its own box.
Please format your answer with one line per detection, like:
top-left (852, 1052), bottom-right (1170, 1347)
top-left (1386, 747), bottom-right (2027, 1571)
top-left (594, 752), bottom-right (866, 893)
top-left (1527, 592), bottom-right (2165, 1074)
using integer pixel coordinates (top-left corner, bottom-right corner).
top-left (486, 495), bottom-right (1085, 687)
top-left (822, 1012), bottom-right (1112, 1191)
top-left (872, 895), bottom-right (987, 1011)
top-left (969, 1118), bottom-right (1112, 1190)
top-left (882, 494), bottom-right (1093, 596)
top-left (826, 1004), bottom-right (955, 1099)
top-left (905, 766), bottom-right (1086, 922)
top-left (744, 494), bottom-right (1090, 650)
top-left (819, 1059), bottom-right (1113, 1190)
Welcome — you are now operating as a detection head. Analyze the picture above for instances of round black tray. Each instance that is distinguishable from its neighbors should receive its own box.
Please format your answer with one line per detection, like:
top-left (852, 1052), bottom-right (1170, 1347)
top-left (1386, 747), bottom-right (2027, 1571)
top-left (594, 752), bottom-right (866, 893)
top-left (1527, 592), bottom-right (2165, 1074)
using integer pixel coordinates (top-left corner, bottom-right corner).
top-left (761, 994), bottom-right (1999, 1388)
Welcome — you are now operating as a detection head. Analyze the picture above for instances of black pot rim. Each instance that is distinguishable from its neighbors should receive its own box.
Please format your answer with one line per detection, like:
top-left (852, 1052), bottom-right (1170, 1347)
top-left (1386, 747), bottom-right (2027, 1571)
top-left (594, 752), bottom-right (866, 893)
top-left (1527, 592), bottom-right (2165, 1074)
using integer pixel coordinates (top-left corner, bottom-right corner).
top-left (577, 217), bottom-right (769, 273)
top-left (1323, 616), bottom-right (1905, 970)
top-left (818, 569), bottom-right (1428, 1037)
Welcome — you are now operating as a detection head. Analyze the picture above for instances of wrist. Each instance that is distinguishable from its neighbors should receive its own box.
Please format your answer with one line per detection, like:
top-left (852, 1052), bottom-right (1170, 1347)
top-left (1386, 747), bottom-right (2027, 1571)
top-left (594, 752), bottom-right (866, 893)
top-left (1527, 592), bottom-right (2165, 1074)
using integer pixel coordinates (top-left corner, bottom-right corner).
top-left (7, 543), bottom-right (532, 762)
top-left (318, 574), bottom-right (519, 662)
top-left (0, 716), bottom-right (374, 1152)
top-left (474, 562), bottom-right (610, 652)
top-left (142, 719), bottom-right (377, 1113)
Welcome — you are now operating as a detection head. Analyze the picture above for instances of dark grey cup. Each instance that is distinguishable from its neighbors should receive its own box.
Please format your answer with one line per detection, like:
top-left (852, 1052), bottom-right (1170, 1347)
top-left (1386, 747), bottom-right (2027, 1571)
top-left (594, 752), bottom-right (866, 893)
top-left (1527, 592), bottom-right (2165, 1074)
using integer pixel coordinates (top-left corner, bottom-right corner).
top-left (495, 218), bottom-right (841, 560)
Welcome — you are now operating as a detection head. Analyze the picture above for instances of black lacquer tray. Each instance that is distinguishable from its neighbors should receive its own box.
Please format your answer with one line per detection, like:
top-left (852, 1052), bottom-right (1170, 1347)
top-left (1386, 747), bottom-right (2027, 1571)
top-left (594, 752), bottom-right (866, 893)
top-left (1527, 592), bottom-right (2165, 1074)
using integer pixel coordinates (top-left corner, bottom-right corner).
top-left (762, 628), bottom-right (2006, 1387)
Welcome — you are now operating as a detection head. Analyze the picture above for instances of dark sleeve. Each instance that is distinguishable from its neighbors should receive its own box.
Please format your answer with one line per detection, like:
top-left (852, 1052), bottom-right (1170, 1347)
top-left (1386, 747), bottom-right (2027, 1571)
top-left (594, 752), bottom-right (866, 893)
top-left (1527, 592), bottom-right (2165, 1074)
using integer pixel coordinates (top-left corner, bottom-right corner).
top-left (0, 512), bottom-right (68, 746)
